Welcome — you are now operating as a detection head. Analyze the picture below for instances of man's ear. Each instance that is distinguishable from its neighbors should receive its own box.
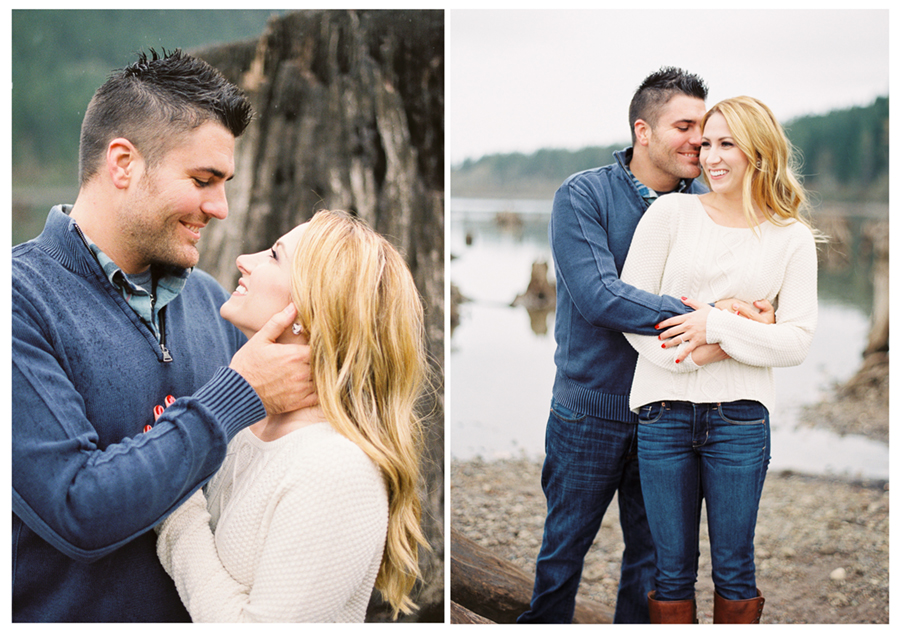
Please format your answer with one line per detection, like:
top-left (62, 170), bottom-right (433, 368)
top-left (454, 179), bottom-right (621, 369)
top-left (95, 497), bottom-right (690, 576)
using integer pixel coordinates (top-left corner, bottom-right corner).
top-left (633, 119), bottom-right (652, 147)
top-left (106, 138), bottom-right (142, 189)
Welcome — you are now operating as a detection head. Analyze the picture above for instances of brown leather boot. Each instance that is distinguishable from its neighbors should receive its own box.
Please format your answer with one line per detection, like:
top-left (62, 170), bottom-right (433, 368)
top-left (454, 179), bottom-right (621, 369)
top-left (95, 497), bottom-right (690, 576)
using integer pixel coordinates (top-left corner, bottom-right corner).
top-left (647, 590), bottom-right (698, 624)
top-left (713, 589), bottom-right (765, 624)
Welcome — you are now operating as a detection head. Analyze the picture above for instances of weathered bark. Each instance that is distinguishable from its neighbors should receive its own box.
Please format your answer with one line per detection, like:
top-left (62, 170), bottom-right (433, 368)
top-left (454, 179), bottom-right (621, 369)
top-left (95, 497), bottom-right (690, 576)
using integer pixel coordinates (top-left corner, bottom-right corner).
top-left (451, 528), bottom-right (614, 624)
top-left (451, 601), bottom-right (497, 624)
top-left (192, 10), bottom-right (444, 621)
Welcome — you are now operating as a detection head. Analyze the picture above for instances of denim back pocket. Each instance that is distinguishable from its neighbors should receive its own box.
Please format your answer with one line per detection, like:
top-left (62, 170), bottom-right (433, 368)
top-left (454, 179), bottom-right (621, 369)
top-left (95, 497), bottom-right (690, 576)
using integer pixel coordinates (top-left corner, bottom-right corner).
top-left (550, 399), bottom-right (586, 424)
top-left (638, 401), bottom-right (666, 425)
top-left (717, 400), bottom-right (768, 425)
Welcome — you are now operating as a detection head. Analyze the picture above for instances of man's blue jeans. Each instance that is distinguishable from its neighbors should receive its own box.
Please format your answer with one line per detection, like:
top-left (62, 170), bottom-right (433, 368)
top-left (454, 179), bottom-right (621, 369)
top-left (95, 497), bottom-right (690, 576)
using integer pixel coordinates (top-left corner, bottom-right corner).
top-left (518, 399), bottom-right (655, 624)
top-left (637, 400), bottom-right (770, 602)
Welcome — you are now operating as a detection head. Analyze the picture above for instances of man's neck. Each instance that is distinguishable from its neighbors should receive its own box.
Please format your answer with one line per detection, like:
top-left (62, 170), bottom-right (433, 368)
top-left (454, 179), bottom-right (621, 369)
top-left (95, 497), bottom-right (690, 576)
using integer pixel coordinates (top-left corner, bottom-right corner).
top-left (70, 190), bottom-right (149, 275)
top-left (628, 149), bottom-right (680, 194)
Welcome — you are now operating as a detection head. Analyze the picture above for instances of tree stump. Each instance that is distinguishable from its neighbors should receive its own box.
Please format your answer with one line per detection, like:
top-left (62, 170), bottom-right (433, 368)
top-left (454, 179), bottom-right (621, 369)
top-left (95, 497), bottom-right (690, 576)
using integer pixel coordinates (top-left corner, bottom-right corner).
top-left (193, 10), bottom-right (444, 621)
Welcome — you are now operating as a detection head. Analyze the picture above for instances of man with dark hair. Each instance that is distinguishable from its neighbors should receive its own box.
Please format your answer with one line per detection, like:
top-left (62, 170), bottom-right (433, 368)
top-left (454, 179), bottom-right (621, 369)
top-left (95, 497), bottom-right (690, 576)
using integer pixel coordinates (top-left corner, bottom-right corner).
top-left (12, 49), bottom-right (315, 622)
top-left (78, 49), bottom-right (253, 186)
top-left (518, 67), bottom-right (764, 624)
top-left (627, 66), bottom-right (710, 146)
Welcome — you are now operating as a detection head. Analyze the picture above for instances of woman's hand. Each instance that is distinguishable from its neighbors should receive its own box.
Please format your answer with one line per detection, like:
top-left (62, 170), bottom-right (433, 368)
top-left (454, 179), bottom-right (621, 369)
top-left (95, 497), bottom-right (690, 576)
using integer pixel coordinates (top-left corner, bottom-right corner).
top-left (656, 297), bottom-right (712, 363)
top-left (144, 395), bottom-right (176, 433)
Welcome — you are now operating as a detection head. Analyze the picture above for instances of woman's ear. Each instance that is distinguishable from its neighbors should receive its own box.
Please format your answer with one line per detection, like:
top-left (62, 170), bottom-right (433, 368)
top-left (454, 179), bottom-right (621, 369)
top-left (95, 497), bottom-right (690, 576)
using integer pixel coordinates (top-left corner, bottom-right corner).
top-left (106, 137), bottom-right (142, 189)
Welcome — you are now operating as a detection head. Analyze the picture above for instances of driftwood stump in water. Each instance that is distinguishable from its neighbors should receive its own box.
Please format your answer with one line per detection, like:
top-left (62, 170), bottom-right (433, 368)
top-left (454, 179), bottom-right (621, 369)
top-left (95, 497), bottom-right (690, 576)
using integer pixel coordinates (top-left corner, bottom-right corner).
top-left (511, 260), bottom-right (556, 335)
top-left (451, 528), bottom-right (613, 624)
top-left (193, 10), bottom-right (444, 621)
top-left (841, 219), bottom-right (889, 398)
top-left (511, 260), bottom-right (556, 311)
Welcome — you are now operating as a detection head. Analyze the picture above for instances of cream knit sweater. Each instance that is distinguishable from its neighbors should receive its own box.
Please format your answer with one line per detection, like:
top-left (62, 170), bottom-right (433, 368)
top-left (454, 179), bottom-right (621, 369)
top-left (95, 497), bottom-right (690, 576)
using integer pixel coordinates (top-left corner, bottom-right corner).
top-left (622, 193), bottom-right (818, 413)
top-left (156, 422), bottom-right (388, 622)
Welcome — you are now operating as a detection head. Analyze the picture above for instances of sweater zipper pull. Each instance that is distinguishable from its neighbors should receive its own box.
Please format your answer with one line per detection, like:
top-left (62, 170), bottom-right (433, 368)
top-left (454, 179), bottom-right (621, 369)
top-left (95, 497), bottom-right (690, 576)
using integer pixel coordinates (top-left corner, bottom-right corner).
top-left (158, 306), bottom-right (173, 363)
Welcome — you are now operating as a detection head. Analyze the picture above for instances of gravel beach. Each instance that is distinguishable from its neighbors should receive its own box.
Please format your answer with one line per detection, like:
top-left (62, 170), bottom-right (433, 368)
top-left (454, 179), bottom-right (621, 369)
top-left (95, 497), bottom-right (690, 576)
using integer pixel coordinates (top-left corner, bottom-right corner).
top-left (451, 390), bottom-right (889, 624)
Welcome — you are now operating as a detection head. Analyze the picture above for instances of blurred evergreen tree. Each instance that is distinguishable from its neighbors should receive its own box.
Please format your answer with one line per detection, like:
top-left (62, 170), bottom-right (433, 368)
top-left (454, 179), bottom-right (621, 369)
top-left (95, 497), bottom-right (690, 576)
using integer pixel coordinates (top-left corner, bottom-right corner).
top-left (12, 10), bottom-right (283, 187)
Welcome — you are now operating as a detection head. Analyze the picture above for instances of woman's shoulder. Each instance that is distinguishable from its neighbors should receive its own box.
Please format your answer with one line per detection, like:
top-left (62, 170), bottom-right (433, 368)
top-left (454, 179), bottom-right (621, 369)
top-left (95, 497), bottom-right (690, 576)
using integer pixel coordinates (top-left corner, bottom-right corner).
top-left (767, 215), bottom-right (818, 245)
top-left (642, 193), bottom-right (704, 226)
top-left (280, 424), bottom-right (384, 486)
top-left (648, 192), bottom-right (701, 211)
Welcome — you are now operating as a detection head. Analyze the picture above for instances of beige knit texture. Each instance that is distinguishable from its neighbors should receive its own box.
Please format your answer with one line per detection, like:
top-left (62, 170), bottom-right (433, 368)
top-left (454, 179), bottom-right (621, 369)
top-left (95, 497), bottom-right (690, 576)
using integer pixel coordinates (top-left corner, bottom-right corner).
top-left (622, 193), bottom-right (818, 413)
top-left (157, 422), bottom-right (388, 622)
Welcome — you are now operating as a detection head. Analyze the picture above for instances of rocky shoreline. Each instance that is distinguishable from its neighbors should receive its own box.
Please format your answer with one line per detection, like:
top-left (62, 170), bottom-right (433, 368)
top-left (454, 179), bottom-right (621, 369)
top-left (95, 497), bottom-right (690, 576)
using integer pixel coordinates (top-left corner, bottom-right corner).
top-left (451, 385), bottom-right (889, 624)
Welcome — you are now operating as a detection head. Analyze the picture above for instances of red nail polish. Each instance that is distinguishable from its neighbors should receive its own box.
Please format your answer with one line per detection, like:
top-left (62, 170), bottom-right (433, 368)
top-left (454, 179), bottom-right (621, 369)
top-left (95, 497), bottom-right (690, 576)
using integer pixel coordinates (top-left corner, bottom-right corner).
top-left (143, 425), bottom-right (152, 433)
top-left (654, 324), bottom-right (660, 330)
top-left (675, 359), bottom-right (681, 364)
top-left (154, 405), bottom-right (164, 416)
top-left (165, 395), bottom-right (175, 405)
top-left (661, 343), bottom-right (666, 349)
top-left (681, 296), bottom-right (688, 301)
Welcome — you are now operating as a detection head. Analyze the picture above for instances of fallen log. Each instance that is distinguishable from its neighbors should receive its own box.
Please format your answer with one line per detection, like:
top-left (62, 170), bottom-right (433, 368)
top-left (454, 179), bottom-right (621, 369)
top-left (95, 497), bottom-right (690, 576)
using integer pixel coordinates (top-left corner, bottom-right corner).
top-left (451, 528), bottom-right (613, 624)
top-left (451, 601), bottom-right (496, 624)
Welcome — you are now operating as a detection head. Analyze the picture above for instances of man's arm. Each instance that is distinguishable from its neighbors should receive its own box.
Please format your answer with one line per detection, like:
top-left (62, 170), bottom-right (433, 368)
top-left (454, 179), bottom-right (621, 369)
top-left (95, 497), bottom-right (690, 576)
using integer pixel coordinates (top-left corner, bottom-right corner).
top-left (11, 303), bottom-right (310, 563)
top-left (657, 297), bottom-right (777, 363)
top-left (658, 296), bottom-right (779, 363)
top-left (550, 179), bottom-right (690, 336)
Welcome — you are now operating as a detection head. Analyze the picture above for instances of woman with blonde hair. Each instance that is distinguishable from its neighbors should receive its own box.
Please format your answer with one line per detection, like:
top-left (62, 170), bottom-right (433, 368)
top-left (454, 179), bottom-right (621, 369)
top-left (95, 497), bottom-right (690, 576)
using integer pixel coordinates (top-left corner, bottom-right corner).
top-left (155, 209), bottom-right (428, 622)
top-left (621, 96), bottom-right (819, 623)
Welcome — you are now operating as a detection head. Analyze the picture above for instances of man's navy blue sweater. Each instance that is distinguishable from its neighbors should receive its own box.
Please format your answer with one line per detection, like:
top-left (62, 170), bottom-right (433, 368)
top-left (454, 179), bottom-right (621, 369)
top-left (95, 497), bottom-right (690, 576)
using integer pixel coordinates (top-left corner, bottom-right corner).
top-left (12, 207), bottom-right (267, 621)
top-left (549, 149), bottom-right (707, 421)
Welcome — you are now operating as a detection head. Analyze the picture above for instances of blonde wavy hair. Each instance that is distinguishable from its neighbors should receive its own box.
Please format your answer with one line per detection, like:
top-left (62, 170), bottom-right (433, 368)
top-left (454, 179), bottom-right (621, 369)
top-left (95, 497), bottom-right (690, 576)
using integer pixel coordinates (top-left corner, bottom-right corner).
top-left (702, 96), bottom-right (814, 233)
top-left (289, 210), bottom-right (428, 618)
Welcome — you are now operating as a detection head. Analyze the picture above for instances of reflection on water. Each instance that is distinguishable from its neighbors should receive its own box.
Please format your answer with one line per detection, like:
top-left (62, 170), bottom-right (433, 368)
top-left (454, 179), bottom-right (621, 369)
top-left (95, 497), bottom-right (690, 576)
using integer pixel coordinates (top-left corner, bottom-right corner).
top-left (450, 198), bottom-right (888, 481)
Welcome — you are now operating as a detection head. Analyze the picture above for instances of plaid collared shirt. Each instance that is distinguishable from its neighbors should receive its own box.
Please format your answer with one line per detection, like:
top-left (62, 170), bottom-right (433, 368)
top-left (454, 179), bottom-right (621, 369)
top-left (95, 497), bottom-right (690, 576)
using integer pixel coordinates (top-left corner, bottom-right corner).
top-left (87, 242), bottom-right (190, 340)
top-left (624, 161), bottom-right (693, 208)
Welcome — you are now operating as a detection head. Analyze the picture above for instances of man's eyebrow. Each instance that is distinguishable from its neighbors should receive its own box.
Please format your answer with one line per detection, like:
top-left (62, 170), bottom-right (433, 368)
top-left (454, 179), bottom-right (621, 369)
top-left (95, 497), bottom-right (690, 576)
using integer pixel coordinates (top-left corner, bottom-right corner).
top-left (195, 167), bottom-right (234, 181)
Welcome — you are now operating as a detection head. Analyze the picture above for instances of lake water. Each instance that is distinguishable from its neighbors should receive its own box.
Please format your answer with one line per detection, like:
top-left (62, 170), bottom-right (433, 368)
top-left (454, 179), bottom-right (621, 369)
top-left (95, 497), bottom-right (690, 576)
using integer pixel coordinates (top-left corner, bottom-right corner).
top-left (450, 197), bottom-right (889, 482)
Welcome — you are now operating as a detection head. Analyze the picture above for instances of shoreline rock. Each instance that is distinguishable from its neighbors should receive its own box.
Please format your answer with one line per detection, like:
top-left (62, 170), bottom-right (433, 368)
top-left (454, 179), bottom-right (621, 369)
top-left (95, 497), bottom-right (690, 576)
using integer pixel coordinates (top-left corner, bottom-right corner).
top-left (452, 457), bottom-right (888, 624)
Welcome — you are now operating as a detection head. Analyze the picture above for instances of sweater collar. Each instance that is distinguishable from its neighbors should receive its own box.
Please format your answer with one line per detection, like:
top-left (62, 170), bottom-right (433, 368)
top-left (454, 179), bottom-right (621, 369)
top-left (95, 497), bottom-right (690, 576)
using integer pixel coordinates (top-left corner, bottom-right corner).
top-left (35, 205), bottom-right (105, 278)
top-left (38, 205), bottom-right (191, 318)
top-left (614, 148), bottom-right (695, 207)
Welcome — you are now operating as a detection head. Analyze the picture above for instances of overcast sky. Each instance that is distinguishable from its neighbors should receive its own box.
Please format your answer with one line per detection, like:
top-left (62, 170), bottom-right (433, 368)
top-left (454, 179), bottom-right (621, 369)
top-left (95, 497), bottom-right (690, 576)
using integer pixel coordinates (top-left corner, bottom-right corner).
top-left (450, 9), bottom-right (890, 164)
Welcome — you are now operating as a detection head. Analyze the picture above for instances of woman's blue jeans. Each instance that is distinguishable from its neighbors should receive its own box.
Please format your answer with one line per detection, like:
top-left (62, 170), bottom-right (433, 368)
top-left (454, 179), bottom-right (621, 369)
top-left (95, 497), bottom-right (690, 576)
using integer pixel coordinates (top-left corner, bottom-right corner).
top-left (637, 400), bottom-right (770, 602)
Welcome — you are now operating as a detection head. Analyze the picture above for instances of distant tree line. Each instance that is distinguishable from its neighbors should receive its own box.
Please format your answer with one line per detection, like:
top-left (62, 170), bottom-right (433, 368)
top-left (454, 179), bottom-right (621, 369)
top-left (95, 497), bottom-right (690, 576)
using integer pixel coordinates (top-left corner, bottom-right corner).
top-left (451, 97), bottom-right (888, 202)
top-left (12, 10), bottom-right (283, 187)
top-left (785, 97), bottom-right (888, 199)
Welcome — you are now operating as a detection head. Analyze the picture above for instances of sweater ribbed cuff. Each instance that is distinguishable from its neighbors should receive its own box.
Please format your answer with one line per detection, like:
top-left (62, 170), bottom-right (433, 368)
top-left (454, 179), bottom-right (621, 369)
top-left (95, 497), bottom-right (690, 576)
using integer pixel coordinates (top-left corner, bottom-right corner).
top-left (192, 367), bottom-right (266, 441)
top-left (705, 307), bottom-right (729, 345)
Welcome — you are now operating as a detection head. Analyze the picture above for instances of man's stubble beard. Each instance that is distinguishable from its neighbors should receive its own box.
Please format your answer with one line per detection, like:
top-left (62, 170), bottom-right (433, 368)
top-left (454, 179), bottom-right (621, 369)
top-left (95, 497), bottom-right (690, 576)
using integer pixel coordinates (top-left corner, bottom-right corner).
top-left (124, 173), bottom-right (201, 271)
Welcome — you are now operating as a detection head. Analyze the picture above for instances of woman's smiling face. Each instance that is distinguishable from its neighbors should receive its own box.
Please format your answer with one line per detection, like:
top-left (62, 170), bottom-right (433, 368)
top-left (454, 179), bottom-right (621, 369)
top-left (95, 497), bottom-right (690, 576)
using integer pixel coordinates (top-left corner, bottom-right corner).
top-left (700, 112), bottom-right (750, 197)
top-left (220, 223), bottom-right (308, 338)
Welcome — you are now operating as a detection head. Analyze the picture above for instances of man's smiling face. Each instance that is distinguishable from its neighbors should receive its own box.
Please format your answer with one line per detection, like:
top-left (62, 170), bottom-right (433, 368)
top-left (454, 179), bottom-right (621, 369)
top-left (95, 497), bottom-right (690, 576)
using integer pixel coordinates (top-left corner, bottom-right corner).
top-left (118, 120), bottom-right (236, 273)
top-left (644, 94), bottom-right (706, 181)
